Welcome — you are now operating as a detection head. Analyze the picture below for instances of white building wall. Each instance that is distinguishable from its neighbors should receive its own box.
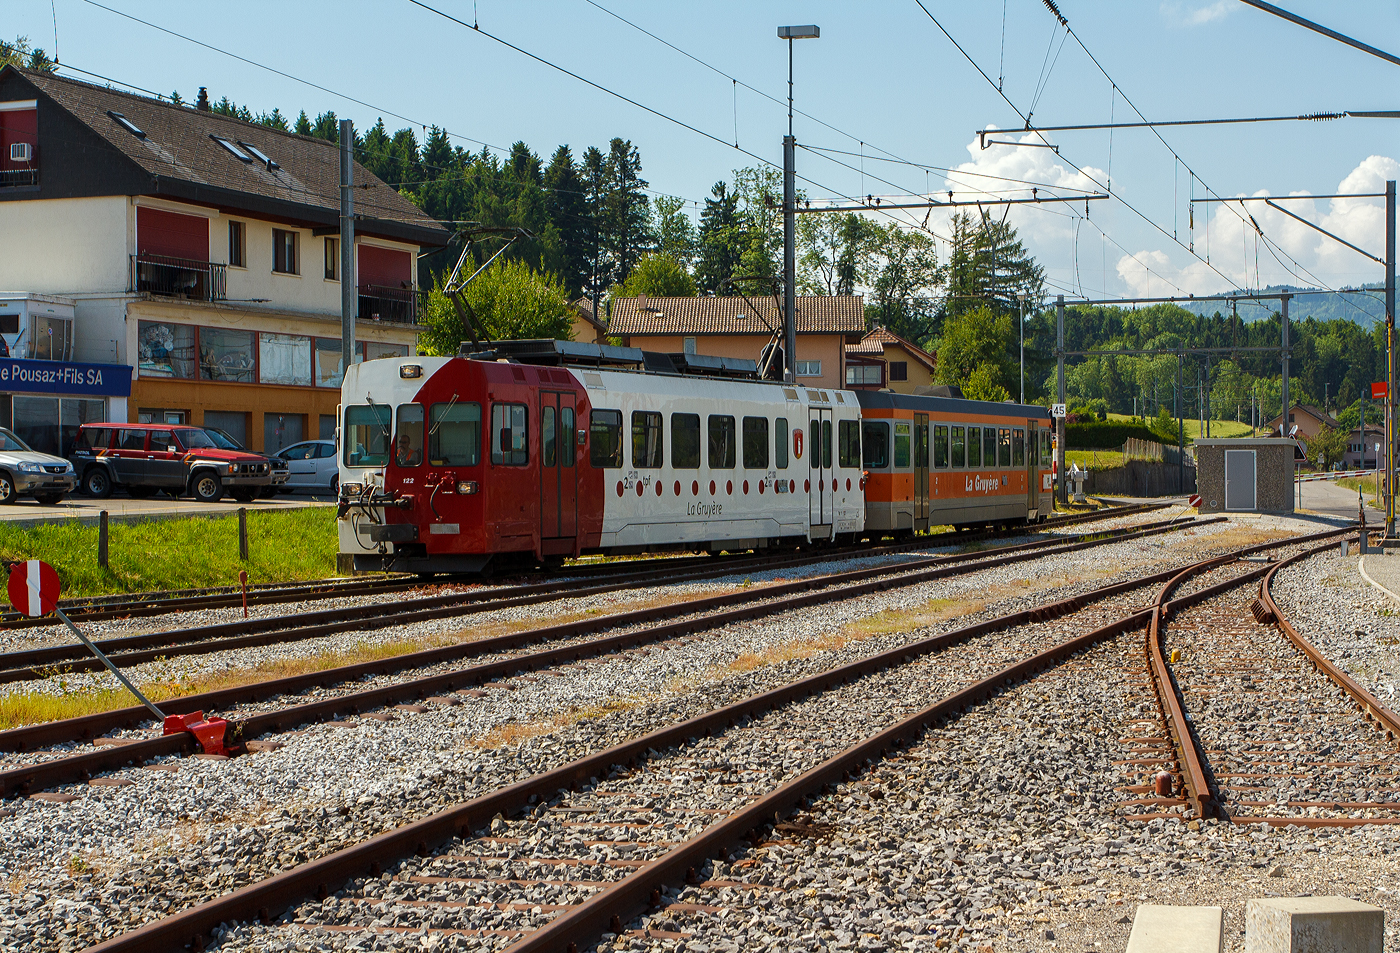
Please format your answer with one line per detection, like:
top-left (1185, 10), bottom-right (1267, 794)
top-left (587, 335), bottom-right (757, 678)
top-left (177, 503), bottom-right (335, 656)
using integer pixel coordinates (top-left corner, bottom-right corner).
top-left (0, 196), bottom-right (129, 293)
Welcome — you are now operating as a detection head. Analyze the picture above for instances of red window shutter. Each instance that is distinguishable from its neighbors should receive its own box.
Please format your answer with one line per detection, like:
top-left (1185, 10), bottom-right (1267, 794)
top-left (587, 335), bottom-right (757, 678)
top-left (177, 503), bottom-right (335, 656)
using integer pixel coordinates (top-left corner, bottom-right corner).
top-left (357, 245), bottom-right (412, 289)
top-left (136, 207), bottom-right (210, 260)
top-left (0, 108), bottom-right (36, 171)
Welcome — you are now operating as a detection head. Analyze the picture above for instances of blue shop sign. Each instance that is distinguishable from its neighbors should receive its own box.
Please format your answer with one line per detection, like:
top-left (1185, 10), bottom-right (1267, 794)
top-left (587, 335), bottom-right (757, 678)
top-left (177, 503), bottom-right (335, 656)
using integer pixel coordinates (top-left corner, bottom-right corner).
top-left (0, 358), bottom-right (133, 397)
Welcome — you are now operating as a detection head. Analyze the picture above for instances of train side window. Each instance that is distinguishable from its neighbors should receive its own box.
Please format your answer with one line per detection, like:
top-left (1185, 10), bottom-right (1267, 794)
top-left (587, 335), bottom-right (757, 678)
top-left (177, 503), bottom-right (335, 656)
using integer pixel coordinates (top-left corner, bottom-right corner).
top-left (589, 410), bottom-right (622, 468)
top-left (951, 426), bottom-right (965, 468)
top-left (809, 418), bottom-right (819, 469)
top-left (965, 426), bottom-right (981, 468)
top-left (1027, 428), bottom-right (1038, 466)
top-left (983, 427), bottom-right (997, 468)
top-left (491, 403), bottom-right (528, 466)
top-left (429, 401), bottom-right (481, 466)
top-left (838, 419), bottom-right (861, 469)
top-left (742, 416), bottom-right (769, 469)
top-left (344, 404), bottom-right (390, 467)
top-left (894, 422), bottom-right (911, 468)
top-left (862, 421), bottom-right (889, 468)
top-left (1012, 429), bottom-right (1025, 467)
top-left (708, 415), bottom-right (735, 468)
top-left (933, 424), bottom-right (949, 469)
top-left (917, 423), bottom-right (929, 469)
top-left (822, 419), bottom-right (832, 469)
top-left (542, 406), bottom-right (556, 467)
top-left (561, 407), bottom-right (575, 466)
top-left (775, 417), bottom-right (789, 469)
top-left (997, 427), bottom-right (1012, 467)
top-left (631, 411), bottom-right (663, 468)
top-left (671, 413), bottom-right (701, 468)
top-left (1041, 428), bottom-right (1052, 464)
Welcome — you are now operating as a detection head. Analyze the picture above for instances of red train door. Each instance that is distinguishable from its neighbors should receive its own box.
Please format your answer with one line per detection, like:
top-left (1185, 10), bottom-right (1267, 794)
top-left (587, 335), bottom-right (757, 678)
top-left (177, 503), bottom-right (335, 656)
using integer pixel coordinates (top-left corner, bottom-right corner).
top-left (539, 392), bottom-right (578, 545)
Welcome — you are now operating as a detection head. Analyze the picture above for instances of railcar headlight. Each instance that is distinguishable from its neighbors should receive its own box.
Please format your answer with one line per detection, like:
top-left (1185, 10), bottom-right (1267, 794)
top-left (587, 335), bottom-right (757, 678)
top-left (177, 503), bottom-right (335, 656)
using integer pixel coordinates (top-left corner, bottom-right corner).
top-left (457, 480), bottom-right (479, 495)
top-left (399, 364), bottom-right (423, 379)
top-left (341, 482), bottom-right (364, 496)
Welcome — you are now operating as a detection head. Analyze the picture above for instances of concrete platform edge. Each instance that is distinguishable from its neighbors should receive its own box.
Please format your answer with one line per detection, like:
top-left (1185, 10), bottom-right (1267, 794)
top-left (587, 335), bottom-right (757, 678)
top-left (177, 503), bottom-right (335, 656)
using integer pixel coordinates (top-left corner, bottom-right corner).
top-left (1357, 555), bottom-right (1400, 607)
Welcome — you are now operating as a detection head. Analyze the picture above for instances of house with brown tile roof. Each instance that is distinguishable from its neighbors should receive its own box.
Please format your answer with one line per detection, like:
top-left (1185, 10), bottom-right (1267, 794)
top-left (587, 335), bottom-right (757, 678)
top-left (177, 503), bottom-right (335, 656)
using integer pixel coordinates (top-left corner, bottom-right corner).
top-left (570, 297), bottom-right (608, 345)
top-left (844, 326), bottom-right (937, 393)
top-left (608, 294), bottom-right (865, 389)
top-left (0, 66), bottom-right (448, 455)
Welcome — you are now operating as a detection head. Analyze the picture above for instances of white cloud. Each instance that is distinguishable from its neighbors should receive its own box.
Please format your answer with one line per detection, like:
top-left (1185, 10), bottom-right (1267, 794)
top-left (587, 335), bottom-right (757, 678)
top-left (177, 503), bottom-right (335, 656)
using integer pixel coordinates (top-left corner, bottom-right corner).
top-left (1114, 155), bottom-right (1398, 297)
top-left (1160, 1), bottom-right (1232, 26)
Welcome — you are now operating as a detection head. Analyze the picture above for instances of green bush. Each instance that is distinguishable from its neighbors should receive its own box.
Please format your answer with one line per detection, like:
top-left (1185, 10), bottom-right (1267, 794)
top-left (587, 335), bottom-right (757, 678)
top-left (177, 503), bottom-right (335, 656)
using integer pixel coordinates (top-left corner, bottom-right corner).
top-left (1065, 420), bottom-right (1158, 450)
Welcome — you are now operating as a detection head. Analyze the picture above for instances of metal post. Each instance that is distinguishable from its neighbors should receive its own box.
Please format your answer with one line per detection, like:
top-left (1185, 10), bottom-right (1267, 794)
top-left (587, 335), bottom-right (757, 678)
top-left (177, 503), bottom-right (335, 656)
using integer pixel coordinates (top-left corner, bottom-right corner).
top-left (1388, 179), bottom-right (1396, 534)
top-left (340, 119), bottom-right (357, 379)
top-left (97, 510), bottom-right (108, 569)
top-left (1018, 294), bottom-right (1025, 405)
top-left (1056, 295), bottom-right (1066, 506)
top-left (55, 607), bottom-right (164, 719)
top-left (1281, 293), bottom-right (1290, 436)
top-left (1198, 363), bottom-right (1204, 442)
top-left (1176, 352), bottom-right (1184, 494)
top-left (238, 507), bottom-right (249, 561)
top-left (783, 133), bottom-right (797, 384)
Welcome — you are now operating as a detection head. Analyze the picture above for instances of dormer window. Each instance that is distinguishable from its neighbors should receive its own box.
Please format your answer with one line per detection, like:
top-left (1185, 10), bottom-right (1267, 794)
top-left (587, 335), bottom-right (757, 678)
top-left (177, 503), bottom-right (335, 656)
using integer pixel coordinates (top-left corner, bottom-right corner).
top-left (211, 136), bottom-right (253, 162)
top-left (107, 110), bottom-right (145, 139)
top-left (238, 142), bottom-right (278, 170)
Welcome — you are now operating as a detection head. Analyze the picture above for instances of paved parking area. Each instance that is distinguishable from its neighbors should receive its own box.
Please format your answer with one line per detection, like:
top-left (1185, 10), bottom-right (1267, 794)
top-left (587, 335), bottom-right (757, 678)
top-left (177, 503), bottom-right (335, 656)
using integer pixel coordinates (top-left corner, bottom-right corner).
top-left (0, 490), bottom-right (336, 527)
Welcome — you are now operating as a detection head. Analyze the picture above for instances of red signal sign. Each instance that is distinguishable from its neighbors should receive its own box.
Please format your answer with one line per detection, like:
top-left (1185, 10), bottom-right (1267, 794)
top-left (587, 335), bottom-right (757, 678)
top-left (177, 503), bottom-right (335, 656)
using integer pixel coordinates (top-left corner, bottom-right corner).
top-left (1373, 382), bottom-right (1389, 400)
top-left (7, 560), bottom-right (61, 618)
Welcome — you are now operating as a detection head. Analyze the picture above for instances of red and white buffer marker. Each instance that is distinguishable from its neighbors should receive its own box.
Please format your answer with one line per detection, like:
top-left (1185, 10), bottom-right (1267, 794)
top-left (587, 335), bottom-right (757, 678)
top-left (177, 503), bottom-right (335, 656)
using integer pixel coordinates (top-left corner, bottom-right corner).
top-left (4, 561), bottom-right (237, 756)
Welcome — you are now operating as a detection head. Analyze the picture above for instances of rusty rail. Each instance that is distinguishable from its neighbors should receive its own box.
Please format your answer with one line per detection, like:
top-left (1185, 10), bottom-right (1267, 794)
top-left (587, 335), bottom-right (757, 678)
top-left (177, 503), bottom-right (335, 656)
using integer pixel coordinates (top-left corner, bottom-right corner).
top-left (82, 528), bottom-right (1344, 953)
top-left (0, 519), bottom-right (1204, 798)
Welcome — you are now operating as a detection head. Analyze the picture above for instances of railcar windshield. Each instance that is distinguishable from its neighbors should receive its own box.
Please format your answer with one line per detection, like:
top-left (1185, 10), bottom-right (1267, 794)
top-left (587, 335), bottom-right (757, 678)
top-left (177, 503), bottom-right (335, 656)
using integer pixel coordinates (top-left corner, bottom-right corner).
top-left (395, 404), bottom-right (425, 468)
top-left (344, 403), bottom-right (391, 467)
top-left (429, 402), bottom-right (481, 466)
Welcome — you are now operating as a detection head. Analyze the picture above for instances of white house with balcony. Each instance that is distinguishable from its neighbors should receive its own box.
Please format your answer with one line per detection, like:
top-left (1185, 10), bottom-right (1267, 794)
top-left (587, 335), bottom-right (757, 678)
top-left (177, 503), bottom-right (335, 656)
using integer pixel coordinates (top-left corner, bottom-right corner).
top-left (0, 66), bottom-right (448, 454)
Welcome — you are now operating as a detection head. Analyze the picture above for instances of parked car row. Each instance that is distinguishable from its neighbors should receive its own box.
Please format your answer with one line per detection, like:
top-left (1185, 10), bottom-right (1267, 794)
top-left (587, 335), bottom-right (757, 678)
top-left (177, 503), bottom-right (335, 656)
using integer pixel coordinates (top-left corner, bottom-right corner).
top-left (0, 422), bottom-right (337, 506)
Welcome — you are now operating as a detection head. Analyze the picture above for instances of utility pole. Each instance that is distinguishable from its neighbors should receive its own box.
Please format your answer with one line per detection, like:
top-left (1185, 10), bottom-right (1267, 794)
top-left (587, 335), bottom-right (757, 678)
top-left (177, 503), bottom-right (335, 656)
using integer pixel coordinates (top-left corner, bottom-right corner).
top-left (1056, 295), bottom-right (1066, 506)
top-left (339, 119), bottom-right (356, 379)
top-left (1176, 352), bottom-right (1184, 494)
top-left (1018, 293), bottom-right (1025, 405)
top-left (778, 25), bottom-right (818, 384)
top-left (1198, 363), bottom-right (1204, 441)
top-left (1280, 293), bottom-right (1290, 436)
top-left (1387, 179), bottom-right (1396, 534)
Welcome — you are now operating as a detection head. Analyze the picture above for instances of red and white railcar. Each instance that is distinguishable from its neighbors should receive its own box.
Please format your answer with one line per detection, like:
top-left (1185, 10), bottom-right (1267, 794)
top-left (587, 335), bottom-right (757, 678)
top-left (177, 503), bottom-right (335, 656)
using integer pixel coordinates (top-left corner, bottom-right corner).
top-left (336, 341), bottom-right (864, 574)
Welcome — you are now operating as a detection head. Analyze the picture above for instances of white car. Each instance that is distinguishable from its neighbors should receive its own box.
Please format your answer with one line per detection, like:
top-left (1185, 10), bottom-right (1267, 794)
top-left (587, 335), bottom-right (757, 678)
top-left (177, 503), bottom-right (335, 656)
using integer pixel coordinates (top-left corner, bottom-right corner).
top-left (276, 439), bottom-right (339, 493)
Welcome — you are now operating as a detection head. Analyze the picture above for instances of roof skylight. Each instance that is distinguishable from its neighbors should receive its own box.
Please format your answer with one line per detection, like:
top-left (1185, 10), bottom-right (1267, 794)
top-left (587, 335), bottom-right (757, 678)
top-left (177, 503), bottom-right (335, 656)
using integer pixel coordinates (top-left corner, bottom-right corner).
top-left (211, 136), bottom-right (253, 162)
top-left (106, 110), bottom-right (145, 139)
top-left (238, 142), bottom-right (279, 170)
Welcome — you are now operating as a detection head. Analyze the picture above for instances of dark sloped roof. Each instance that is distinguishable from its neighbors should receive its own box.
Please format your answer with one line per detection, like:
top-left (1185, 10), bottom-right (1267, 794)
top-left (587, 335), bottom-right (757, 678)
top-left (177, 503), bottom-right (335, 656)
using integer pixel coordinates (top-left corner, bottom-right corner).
top-left (9, 67), bottom-right (447, 246)
top-left (609, 294), bottom-right (865, 336)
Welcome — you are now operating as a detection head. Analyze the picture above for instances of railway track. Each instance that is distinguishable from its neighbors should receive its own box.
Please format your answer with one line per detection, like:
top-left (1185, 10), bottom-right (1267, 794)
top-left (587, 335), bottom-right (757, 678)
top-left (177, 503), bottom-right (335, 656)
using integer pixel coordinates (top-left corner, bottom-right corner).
top-left (0, 507), bottom-right (1180, 683)
top-left (70, 526), bottom-right (1348, 953)
top-left (1135, 544), bottom-right (1400, 827)
top-left (0, 502), bottom-right (1167, 632)
top-left (0, 515), bottom-right (1208, 798)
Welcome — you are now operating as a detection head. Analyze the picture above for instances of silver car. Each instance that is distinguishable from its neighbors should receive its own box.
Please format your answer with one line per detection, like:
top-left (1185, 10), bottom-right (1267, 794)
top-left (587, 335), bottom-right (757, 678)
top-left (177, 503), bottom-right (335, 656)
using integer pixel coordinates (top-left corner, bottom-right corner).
top-left (0, 428), bottom-right (75, 505)
top-left (276, 439), bottom-right (339, 493)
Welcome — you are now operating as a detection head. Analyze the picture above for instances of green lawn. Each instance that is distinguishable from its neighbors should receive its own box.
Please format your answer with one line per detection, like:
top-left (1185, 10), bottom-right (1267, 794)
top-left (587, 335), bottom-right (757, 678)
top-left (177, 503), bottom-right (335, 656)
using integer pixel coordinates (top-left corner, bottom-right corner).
top-left (0, 507), bottom-right (341, 598)
top-left (1105, 413), bottom-right (1254, 439)
top-left (1065, 450), bottom-right (1124, 471)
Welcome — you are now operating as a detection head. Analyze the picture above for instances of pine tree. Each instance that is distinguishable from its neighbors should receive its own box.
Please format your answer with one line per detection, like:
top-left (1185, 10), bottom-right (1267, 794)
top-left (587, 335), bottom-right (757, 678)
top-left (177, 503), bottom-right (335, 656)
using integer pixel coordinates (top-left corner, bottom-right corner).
top-left (543, 145), bottom-right (591, 299)
top-left (695, 181), bottom-right (743, 295)
top-left (294, 110), bottom-right (313, 135)
top-left (601, 138), bottom-right (651, 287)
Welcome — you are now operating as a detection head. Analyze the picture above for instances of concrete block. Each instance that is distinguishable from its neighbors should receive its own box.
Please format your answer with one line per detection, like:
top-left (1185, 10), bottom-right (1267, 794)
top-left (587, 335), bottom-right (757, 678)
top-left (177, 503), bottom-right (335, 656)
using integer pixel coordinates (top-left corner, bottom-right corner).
top-left (1245, 896), bottom-right (1383, 953)
top-left (1125, 904), bottom-right (1223, 953)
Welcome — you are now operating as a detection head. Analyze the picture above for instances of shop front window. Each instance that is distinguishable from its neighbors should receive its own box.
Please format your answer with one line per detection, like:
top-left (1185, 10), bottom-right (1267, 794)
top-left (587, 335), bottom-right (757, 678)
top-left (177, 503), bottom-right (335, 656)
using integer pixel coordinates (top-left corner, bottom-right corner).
top-left (13, 396), bottom-right (59, 455)
top-left (259, 333), bottom-right (313, 386)
top-left (60, 398), bottom-right (106, 458)
top-left (199, 328), bottom-right (255, 382)
top-left (138, 321), bottom-right (196, 378)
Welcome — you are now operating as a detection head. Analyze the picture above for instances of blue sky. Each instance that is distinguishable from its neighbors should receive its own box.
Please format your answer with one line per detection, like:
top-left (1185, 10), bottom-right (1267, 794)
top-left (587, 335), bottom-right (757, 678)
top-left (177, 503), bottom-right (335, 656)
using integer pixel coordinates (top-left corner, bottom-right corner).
top-left (10, 0), bottom-right (1400, 302)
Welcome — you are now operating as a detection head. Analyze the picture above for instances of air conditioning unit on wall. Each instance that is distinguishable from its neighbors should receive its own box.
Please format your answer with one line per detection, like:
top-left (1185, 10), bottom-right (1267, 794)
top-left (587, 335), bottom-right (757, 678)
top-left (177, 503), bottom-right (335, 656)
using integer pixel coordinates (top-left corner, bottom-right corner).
top-left (10, 142), bottom-right (33, 163)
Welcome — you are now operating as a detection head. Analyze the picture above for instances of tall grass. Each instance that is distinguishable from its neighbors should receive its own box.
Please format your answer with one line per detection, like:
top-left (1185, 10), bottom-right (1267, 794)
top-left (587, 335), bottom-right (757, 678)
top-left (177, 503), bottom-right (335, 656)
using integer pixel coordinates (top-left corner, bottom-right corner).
top-left (0, 508), bottom-right (340, 597)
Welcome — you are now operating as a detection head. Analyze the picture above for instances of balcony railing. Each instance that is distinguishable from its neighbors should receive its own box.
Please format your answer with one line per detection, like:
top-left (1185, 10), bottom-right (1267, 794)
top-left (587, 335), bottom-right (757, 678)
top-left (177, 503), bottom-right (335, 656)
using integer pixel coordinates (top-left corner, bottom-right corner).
top-left (358, 284), bottom-right (422, 325)
top-left (0, 168), bottom-right (37, 188)
top-left (131, 254), bottom-right (227, 302)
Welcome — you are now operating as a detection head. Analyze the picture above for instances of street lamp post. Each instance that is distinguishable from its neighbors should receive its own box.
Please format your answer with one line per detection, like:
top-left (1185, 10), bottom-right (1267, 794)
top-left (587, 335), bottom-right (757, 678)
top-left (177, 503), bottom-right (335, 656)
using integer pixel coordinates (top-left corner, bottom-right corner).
top-left (778, 24), bottom-right (819, 384)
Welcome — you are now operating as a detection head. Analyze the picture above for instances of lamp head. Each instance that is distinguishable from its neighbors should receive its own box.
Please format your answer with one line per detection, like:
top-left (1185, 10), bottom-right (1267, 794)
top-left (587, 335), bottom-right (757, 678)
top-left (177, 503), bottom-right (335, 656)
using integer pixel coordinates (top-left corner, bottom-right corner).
top-left (778, 24), bottom-right (820, 39)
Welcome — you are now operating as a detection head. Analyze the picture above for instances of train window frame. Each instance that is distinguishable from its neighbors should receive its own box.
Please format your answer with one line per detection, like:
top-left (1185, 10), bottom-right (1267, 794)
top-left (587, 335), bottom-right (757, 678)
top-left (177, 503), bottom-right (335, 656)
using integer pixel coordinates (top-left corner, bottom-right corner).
top-left (490, 402), bottom-right (529, 466)
top-left (1041, 428), bottom-right (1052, 465)
top-left (997, 427), bottom-right (1012, 468)
top-left (862, 421), bottom-right (889, 469)
top-left (1012, 428), bottom-right (1025, 467)
top-left (343, 403), bottom-right (391, 467)
top-left (838, 419), bottom-right (861, 469)
top-left (631, 411), bottom-right (663, 468)
top-left (809, 417), bottom-right (820, 469)
top-left (589, 409), bottom-right (623, 468)
top-left (965, 426), bottom-right (981, 468)
top-left (1027, 427), bottom-right (1038, 466)
top-left (983, 427), bottom-right (997, 469)
top-left (708, 414), bottom-right (736, 469)
top-left (671, 412), bottom-right (700, 469)
top-left (428, 401), bottom-right (482, 467)
top-left (822, 419), bottom-right (833, 469)
top-left (894, 422), bottom-right (911, 468)
top-left (951, 426), bottom-right (965, 468)
top-left (542, 406), bottom-right (557, 467)
top-left (916, 422), bottom-right (929, 469)
top-left (742, 416), bottom-right (769, 470)
top-left (560, 406), bottom-right (576, 467)
top-left (775, 417), bottom-right (789, 469)
top-left (933, 424), bottom-right (949, 469)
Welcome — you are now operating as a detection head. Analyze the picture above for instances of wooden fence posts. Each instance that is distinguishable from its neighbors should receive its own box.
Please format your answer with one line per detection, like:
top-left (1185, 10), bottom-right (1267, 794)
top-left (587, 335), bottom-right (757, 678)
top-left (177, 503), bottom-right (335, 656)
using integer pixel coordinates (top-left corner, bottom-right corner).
top-left (97, 511), bottom-right (109, 569)
top-left (238, 508), bottom-right (250, 562)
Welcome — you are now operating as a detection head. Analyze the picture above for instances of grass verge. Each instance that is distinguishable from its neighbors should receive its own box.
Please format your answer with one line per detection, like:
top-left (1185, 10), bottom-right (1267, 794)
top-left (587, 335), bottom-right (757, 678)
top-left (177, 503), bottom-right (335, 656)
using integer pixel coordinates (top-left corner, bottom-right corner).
top-left (0, 507), bottom-right (339, 598)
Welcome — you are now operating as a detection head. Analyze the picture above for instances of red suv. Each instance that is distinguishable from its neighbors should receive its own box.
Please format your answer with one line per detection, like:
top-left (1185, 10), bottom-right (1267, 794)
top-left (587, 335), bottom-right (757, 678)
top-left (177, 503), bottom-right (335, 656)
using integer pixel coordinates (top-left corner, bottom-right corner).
top-left (71, 423), bottom-right (273, 503)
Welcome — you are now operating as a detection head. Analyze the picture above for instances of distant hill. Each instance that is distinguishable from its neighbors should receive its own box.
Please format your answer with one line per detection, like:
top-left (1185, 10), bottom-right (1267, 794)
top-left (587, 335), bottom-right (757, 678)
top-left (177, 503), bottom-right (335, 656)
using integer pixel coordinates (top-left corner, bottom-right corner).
top-left (1173, 284), bottom-right (1385, 326)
